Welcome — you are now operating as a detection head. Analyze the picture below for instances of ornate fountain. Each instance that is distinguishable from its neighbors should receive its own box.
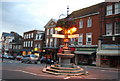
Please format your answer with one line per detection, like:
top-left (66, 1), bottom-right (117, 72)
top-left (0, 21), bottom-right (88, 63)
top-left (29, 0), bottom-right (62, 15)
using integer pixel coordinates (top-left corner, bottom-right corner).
top-left (43, 21), bottom-right (88, 75)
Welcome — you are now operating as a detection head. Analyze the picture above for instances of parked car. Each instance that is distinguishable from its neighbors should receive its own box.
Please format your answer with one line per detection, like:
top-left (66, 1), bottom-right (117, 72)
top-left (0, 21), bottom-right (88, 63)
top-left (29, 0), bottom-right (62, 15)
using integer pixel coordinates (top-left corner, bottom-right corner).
top-left (21, 54), bottom-right (38, 64)
top-left (3, 54), bottom-right (9, 59)
top-left (8, 55), bottom-right (13, 59)
top-left (40, 57), bottom-right (55, 64)
top-left (16, 55), bottom-right (23, 60)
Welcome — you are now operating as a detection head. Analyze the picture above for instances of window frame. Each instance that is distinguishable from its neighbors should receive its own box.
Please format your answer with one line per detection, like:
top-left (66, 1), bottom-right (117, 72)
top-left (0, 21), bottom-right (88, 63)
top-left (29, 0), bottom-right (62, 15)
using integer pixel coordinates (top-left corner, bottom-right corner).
top-left (106, 23), bottom-right (113, 35)
top-left (79, 19), bottom-right (83, 28)
top-left (115, 3), bottom-right (120, 14)
top-left (87, 17), bottom-right (92, 27)
top-left (86, 33), bottom-right (92, 45)
top-left (78, 34), bottom-right (83, 45)
top-left (114, 22), bottom-right (120, 35)
top-left (106, 5), bottom-right (113, 16)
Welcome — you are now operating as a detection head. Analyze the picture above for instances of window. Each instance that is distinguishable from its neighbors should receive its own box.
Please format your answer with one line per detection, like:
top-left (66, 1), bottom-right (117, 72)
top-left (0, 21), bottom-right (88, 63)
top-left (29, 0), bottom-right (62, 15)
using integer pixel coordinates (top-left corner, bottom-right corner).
top-left (46, 38), bottom-right (49, 47)
top-left (29, 34), bottom-right (30, 38)
top-left (26, 41), bottom-right (28, 47)
top-left (79, 20), bottom-right (83, 28)
top-left (78, 34), bottom-right (83, 45)
top-left (106, 23), bottom-right (112, 35)
top-left (38, 44), bottom-right (40, 48)
top-left (50, 38), bottom-right (53, 47)
top-left (27, 34), bottom-right (29, 39)
top-left (114, 22), bottom-right (120, 35)
top-left (28, 41), bottom-right (30, 47)
top-left (55, 30), bottom-right (57, 34)
top-left (87, 18), bottom-right (92, 27)
top-left (31, 41), bottom-right (33, 47)
top-left (50, 28), bottom-right (53, 34)
top-left (24, 42), bottom-right (25, 47)
top-left (47, 29), bottom-right (49, 35)
top-left (36, 34), bottom-right (38, 39)
top-left (115, 3), bottom-right (120, 14)
top-left (35, 44), bottom-right (38, 48)
top-left (106, 5), bottom-right (113, 15)
top-left (39, 34), bottom-right (42, 39)
top-left (31, 33), bottom-right (33, 38)
top-left (24, 35), bottom-right (26, 39)
top-left (54, 38), bottom-right (57, 47)
top-left (86, 33), bottom-right (92, 45)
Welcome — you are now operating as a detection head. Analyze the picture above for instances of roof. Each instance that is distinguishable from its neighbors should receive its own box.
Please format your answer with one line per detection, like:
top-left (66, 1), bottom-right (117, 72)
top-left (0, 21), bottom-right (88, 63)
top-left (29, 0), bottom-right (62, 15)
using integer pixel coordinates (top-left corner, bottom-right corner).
top-left (2, 32), bottom-right (14, 37)
top-left (44, 18), bottom-right (58, 28)
top-left (23, 30), bottom-right (44, 34)
top-left (69, 2), bottom-right (102, 18)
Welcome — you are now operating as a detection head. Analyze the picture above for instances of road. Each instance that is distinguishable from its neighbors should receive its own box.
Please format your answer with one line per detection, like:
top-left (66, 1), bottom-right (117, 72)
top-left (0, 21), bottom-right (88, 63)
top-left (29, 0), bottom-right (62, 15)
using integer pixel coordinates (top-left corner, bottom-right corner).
top-left (0, 58), bottom-right (119, 81)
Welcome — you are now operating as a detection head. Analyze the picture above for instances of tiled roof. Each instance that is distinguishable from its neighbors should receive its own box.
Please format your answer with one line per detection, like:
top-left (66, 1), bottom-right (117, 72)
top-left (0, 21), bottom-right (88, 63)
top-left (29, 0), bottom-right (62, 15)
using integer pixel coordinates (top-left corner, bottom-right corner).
top-left (2, 32), bottom-right (14, 37)
top-left (69, 3), bottom-right (102, 18)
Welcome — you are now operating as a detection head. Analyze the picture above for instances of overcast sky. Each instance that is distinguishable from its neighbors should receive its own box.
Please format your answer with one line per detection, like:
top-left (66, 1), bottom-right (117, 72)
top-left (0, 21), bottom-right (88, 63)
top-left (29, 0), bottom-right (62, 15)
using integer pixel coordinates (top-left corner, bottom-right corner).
top-left (0, 0), bottom-right (105, 37)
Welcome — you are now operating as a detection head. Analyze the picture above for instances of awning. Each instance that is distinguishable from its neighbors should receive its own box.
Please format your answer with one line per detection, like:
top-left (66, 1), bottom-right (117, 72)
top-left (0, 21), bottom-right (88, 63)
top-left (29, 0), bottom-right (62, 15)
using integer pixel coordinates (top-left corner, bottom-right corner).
top-left (96, 50), bottom-right (119, 56)
top-left (74, 51), bottom-right (95, 55)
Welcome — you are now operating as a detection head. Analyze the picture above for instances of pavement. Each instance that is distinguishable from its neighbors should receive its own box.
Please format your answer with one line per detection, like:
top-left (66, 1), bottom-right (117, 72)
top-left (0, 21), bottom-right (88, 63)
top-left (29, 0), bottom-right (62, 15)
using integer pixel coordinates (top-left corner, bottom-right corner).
top-left (79, 65), bottom-right (120, 71)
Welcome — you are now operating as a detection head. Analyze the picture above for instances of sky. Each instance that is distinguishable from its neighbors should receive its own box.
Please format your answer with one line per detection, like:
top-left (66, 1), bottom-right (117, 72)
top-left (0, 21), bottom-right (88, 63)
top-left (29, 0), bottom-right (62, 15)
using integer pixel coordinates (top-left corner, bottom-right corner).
top-left (0, 0), bottom-right (105, 37)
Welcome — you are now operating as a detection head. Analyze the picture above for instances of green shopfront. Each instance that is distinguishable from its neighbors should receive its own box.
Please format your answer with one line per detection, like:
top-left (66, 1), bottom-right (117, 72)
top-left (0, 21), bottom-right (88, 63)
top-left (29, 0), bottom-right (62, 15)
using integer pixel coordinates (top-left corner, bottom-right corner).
top-left (74, 47), bottom-right (97, 65)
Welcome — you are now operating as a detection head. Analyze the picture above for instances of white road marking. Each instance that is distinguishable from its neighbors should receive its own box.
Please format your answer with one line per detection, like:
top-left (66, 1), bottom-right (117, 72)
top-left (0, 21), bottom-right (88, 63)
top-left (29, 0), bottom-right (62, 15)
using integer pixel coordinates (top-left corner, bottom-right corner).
top-left (88, 78), bottom-right (97, 79)
top-left (64, 77), bottom-right (70, 79)
top-left (101, 70), bottom-right (106, 71)
top-left (13, 70), bottom-right (39, 76)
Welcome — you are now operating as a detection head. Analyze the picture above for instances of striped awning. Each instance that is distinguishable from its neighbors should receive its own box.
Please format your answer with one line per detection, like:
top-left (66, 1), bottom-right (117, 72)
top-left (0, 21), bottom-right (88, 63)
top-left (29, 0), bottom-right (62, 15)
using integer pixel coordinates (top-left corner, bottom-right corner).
top-left (96, 50), bottom-right (119, 56)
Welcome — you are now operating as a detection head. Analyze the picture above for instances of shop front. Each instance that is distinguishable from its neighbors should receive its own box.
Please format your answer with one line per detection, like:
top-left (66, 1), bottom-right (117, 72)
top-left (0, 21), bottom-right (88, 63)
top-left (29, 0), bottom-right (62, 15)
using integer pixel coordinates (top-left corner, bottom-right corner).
top-left (96, 49), bottom-right (120, 68)
top-left (96, 44), bottom-right (120, 68)
top-left (22, 49), bottom-right (32, 56)
top-left (74, 47), bottom-right (97, 65)
top-left (43, 47), bottom-right (59, 61)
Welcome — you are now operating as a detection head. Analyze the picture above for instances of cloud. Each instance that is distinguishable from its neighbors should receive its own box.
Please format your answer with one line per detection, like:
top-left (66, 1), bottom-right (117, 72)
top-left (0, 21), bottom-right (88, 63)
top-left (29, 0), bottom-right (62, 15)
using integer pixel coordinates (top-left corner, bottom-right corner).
top-left (0, 0), bottom-right (105, 37)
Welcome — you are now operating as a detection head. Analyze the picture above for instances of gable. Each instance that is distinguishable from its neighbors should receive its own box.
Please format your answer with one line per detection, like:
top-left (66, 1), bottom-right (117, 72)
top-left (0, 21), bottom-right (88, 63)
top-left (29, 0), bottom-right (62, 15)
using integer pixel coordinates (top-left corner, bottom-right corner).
top-left (44, 18), bottom-right (57, 28)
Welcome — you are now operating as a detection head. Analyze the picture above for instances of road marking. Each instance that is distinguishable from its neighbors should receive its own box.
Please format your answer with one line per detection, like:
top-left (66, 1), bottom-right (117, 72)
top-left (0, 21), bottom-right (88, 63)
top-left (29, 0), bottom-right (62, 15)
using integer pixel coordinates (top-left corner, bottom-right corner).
top-left (89, 78), bottom-right (97, 79)
top-left (101, 70), bottom-right (106, 71)
top-left (13, 70), bottom-right (38, 76)
top-left (64, 77), bottom-right (70, 79)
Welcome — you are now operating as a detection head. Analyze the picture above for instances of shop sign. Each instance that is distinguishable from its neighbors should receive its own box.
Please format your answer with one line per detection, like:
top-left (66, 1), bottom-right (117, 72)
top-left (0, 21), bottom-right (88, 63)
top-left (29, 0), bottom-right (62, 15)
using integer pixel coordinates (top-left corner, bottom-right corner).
top-left (102, 44), bottom-right (120, 50)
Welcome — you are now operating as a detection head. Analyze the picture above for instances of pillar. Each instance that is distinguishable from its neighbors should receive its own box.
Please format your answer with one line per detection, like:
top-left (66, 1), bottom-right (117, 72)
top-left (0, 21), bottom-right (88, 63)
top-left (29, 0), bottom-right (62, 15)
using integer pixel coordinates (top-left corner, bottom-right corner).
top-left (96, 55), bottom-right (101, 66)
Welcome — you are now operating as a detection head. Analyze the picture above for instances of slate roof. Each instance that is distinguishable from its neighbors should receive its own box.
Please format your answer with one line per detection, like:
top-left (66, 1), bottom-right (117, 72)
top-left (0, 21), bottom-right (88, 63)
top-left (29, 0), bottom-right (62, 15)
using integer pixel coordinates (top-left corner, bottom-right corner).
top-left (69, 2), bottom-right (102, 18)
top-left (2, 32), bottom-right (14, 37)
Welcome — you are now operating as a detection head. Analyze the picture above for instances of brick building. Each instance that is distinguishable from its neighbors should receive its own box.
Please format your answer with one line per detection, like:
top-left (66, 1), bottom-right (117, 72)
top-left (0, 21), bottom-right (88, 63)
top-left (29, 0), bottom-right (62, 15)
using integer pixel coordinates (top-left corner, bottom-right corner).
top-left (57, 3), bottom-right (102, 65)
top-left (96, 2), bottom-right (120, 68)
top-left (22, 30), bottom-right (44, 56)
top-left (43, 18), bottom-right (59, 60)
